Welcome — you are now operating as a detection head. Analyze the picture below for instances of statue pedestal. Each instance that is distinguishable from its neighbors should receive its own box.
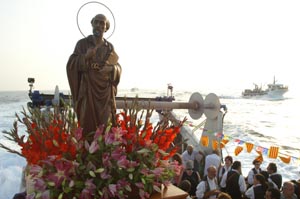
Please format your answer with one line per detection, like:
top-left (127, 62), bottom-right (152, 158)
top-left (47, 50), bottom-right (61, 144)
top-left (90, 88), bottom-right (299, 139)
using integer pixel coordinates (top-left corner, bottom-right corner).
top-left (150, 184), bottom-right (188, 199)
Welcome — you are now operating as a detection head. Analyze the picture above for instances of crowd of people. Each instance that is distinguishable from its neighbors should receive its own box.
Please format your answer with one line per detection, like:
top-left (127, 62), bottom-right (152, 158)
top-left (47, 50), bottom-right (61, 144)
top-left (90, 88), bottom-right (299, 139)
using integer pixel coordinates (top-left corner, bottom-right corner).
top-left (172, 145), bottom-right (300, 199)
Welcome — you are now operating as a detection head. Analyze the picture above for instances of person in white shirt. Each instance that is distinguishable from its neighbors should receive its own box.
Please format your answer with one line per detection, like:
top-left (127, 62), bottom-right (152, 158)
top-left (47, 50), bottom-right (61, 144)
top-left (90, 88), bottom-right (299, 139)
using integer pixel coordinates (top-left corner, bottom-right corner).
top-left (218, 155), bottom-right (232, 187)
top-left (247, 159), bottom-right (262, 187)
top-left (196, 165), bottom-right (221, 199)
top-left (182, 145), bottom-right (199, 168)
top-left (204, 150), bottom-right (221, 177)
top-left (267, 163), bottom-right (282, 190)
top-left (222, 161), bottom-right (247, 199)
top-left (245, 173), bottom-right (268, 199)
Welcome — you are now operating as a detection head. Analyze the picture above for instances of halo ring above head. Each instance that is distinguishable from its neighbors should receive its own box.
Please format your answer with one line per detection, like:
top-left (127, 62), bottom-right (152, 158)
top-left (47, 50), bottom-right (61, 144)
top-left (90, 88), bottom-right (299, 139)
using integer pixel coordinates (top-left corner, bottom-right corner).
top-left (76, 1), bottom-right (116, 39)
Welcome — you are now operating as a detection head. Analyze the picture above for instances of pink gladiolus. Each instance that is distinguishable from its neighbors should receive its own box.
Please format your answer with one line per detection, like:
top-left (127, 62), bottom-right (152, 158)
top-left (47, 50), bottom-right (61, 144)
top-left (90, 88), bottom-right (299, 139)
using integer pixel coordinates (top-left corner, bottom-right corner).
top-left (34, 178), bottom-right (46, 191)
top-left (74, 127), bottom-right (83, 141)
top-left (46, 173), bottom-right (64, 187)
top-left (102, 153), bottom-right (112, 167)
top-left (111, 127), bottom-right (126, 141)
top-left (88, 140), bottom-right (99, 154)
top-left (128, 160), bottom-right (139, 168)
top-left (117, 155), bottom-right (129, 168)
top-left (100, 170), bottom-right (112, 179)
top-left (105, 127), bottom-right (127, 144)
top-left (153, 167), bottom-right (164, 176)
top-left (94, 125), bottom-right (104, 140)
top-left (41, 190), bottom-right (50, 199)
top-left (85, 179), bottom-right (96, 190)
top-left (84, 140), bottom-right (90, 151)
top-left (104, 132), bottom-right (115, 145)
top-left (135, 182), bottom-right (145, 189)
top-left (79, 179), bottom-right (96, 199)
top-left (108, 184), bottom-right (117, 197)
top-left (111, 147), bottom-right (123, 160)
top-left (29, 165), bottom-right (42, 176)
top-left (80, 189), bottom-right (92, 199)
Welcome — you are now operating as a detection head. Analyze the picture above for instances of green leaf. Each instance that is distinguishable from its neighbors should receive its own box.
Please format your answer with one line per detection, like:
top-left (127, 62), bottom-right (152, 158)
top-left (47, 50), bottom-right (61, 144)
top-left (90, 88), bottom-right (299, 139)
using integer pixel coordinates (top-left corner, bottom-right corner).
top-left (95, 168), bottom-right (105, 173)
top-left (48, 181), bottom-right (55, 186)
top-left (141, 178), bottom-right (146, 184)
top-left (36, 192), bottom-right (42, 198)
top-left (127, 167), bottom-right (135, 172)
top-left (71, 137), bottom-right (78, 144)
top-left (137, 148), bottom-right (150, 154)
top-left (158, 149), bottom-right (169, 156)
top-left (58, 193), bottom-right (63, 199)
top-left (52, 139), bottom-right (59, 147)
top-left (146, 174), bottom-right (155, 179)
top-left (125, 185), bottom-right (132, 192)
top-left (152, 144), bottom-right (159, 151)
top-left (89, 170), bottom-right (96, 177)
top-left (153, 185), bottom-right (161, 193)
top-left (129, 173), bottom-right (133, 180)
top-left (141, 131), bottom-right (147, 138)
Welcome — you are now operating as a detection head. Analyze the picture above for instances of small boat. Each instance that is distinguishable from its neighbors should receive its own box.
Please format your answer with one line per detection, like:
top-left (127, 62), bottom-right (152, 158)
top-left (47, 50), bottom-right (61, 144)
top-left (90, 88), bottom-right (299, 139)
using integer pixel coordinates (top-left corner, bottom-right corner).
top-left (130, 87), bottom-right (139, 92)
top-left (242, 77), bottom-right (288, 98)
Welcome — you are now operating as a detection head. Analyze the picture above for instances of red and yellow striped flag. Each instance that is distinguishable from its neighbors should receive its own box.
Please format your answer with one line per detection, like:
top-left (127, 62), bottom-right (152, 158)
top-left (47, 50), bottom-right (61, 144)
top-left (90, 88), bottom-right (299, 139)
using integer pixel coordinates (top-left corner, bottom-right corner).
top-left (200, 136), bottom-right (209, 147)
top-left (268, 146), bottom-right (279, 159)
top-left (234, 146), bottom-right (243, 156)
top-left (245, 142), bottom-right (254, 153)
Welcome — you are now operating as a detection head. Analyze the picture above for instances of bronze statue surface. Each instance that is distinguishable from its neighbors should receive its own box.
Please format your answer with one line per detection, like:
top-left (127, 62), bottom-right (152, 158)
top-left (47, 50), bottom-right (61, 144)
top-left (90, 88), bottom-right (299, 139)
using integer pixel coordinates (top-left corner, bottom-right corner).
top-left (67, 14), bottom-right (121, 133)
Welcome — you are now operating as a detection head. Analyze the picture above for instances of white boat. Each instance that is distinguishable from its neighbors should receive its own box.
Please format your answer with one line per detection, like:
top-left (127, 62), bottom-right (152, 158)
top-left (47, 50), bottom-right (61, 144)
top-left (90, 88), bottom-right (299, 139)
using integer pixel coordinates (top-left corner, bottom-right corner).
top-left (242, 77), bottom-right (288, 98)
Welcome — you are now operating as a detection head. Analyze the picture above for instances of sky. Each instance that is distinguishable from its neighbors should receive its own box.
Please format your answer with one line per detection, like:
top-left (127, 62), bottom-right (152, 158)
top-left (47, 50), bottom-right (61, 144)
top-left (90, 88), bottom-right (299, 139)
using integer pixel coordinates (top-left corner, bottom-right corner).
top-left (0, 0), bottom-right (300, 96)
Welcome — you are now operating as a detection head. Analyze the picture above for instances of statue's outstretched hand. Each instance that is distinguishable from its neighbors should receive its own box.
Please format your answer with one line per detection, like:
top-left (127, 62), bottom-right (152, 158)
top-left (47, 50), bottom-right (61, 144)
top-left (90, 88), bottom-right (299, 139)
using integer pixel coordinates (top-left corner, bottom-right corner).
top-left (85, 47), bottom-right (96, 60)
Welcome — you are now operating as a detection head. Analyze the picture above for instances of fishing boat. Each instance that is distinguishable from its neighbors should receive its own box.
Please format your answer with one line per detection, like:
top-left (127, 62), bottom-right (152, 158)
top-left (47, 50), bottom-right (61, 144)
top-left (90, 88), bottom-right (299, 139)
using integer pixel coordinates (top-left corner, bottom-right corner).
top-left (242, 76), bottom-right (288, 98)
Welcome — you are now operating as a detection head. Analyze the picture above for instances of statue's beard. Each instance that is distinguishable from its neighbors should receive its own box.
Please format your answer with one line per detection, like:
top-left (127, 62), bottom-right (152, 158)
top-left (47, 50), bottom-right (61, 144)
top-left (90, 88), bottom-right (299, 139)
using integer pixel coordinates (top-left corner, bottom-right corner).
top-left (93, 29), bottom-right (102, 37)
top-left (93, 30), bottom-right (101, 37)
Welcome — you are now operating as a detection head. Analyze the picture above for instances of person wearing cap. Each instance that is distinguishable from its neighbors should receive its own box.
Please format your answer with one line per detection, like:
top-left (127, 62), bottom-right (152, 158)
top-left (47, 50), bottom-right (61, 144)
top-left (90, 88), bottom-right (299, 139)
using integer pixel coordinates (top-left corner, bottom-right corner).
top-left (67, 14), bottom-right (121, 133)
top-left (179, 160), bottom-right (201, 197)
top-left (246, 159), bottom-right (262, 188)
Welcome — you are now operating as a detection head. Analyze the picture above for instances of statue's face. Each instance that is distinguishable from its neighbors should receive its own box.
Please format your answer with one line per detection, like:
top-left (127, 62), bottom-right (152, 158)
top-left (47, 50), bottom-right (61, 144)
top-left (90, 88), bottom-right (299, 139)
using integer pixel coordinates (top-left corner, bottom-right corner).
top-left (92, 15), bottom-right (107, 37)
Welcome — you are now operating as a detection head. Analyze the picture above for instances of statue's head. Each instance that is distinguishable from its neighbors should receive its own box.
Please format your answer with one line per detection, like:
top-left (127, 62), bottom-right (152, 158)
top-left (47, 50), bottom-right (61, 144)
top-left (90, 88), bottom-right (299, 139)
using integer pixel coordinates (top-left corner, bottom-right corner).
top-left (91, 14), bottom-right (110, 37)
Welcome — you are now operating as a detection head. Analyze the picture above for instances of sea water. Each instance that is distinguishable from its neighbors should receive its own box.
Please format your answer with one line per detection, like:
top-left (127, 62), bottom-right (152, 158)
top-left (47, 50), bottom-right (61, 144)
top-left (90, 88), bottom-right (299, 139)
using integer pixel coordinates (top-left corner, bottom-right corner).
top-left (0, 89), bottom-right (299, 199)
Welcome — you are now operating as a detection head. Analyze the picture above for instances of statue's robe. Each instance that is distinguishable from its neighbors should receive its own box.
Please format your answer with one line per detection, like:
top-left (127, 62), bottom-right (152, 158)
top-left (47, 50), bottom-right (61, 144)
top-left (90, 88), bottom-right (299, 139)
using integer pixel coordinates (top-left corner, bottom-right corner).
top-left (67, 35), bottom-right (121, 133)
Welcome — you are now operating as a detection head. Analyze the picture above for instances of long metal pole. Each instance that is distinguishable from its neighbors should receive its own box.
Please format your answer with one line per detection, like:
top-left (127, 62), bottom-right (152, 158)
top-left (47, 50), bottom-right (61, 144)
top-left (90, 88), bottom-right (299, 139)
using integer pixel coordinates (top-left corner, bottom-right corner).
top-left (115, 100), bottom-right (199, 110)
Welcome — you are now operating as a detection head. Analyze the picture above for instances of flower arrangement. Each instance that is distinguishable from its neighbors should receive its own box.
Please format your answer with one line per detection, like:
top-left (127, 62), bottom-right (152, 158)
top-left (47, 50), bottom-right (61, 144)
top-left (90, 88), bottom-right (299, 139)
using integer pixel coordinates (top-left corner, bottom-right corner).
top-left (0, 102), bottom-right (185, 199)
